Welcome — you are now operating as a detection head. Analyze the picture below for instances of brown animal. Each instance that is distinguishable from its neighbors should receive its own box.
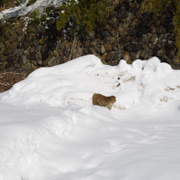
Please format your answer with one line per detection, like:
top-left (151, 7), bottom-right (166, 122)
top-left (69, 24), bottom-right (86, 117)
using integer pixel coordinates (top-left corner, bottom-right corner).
top-left (92, 93), bottom-right (116, 110)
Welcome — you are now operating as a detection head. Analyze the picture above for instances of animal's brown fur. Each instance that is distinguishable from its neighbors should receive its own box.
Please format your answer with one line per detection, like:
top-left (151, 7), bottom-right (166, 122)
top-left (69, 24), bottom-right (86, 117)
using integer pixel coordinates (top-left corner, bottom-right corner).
top-left (92, 93), bottom-right (116, 110)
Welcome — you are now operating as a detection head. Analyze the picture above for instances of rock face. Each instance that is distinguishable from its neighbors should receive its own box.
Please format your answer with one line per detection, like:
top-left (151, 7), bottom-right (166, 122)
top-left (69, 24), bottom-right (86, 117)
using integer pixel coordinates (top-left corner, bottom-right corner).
top-left (0, 0), bottom-right (179, 72)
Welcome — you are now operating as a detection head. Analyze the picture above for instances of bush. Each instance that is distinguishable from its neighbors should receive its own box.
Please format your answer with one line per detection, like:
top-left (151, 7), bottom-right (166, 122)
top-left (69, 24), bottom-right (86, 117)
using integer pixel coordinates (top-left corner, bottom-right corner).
top-left (2, 0), bottom-right (9, 4)
top-left (27, 0), bottom-right (37, 6)
top-left (29, 9), bottom-right (47, 25)
top-left (56, 0), bottom-right (112, 36)
top-left (14, 0), bottom-right (26, 6)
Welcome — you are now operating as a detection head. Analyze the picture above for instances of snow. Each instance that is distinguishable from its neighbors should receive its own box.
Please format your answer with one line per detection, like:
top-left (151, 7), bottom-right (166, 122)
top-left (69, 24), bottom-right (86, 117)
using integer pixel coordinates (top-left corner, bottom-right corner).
top-left (0, 55), bottom-right (180, 180)
top-left (0, 0), bottom-right (63, 20)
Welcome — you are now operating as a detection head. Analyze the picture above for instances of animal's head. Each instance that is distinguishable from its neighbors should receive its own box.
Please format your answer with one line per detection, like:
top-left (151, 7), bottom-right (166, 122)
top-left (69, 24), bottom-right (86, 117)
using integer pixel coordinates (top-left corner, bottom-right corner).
top-left (111, 96), bottom-right (116, 103)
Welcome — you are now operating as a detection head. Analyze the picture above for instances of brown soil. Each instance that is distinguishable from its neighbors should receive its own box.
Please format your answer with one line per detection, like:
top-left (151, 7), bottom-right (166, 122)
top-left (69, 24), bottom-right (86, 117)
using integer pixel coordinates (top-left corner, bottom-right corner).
top-left (0, 72), bottom-right (26, 92)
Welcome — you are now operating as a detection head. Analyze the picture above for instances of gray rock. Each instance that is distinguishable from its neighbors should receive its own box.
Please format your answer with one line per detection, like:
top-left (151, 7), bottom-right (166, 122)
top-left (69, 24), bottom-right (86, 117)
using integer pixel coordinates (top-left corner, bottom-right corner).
top-left (141, 49), bottom-right (153, 59)
top-left (83, 40), bottom-right (91, 48)
top-left (35, 45), bottom-right (42, 53)
top-left (47, 17), bottom-right (55, 25)
top-left (36, 51), bottom-right (42, 61)
top-left (58, 49), bottom-right (63, 56)
top-left (150, 34), bottom-right (158, 43)
top-left (18, 35), bottom-right (24, 43)
top-left (94, 46), bottom-right (101, 54)
top-left (105, 50), bottom-right (122, 62)
top-left (28, 53), bottom-right (36, 60)
top-left (136, 50), bottom-right (143, 59)
top-left (48, 57), bottom-right (56, 66)
top-left (30, 47), bottom-right (36, 54)
top-left (102, 31), bottom-right (110, 38)
top-left (22, 55), bottom-right (29, 65)
top-left (83, 48), bottom-right (89, 55)
top-left (16, 28), bottom-right (23, 36)
top-left (11, 48), bottom-right (19, 56)
top-left (0, 42), bottom-right (5, 53)
top-left (90, 40), bottom-right (97, 47)
top-left (101, 45), bottom-right (106, 54)
top-left (158, 25), bottom-right (166, 34)
top-left (4, 41), bottom-right (10, 49)
top-left (37, 59), bottom-right (42, 65)
top-left (157, 49), bottom-right (165, 57)
top-left (151, 25), bottom-right (156, 33)
top-left (88, 31), bottom-right (95, 38)
top-left (33, 39), bottom-right (39, 46)
top-left (124, 42), bottom-right (133, 52)
top-left (24, 62), bottom-right (32, 69)
top-left (11, 33), bottom-right (18, 42)
top-left (105, 36), bottom-right (115, 44)
top-left (89, 48), bottom-right (96, 54)
top-left (24, 50), bottom-right (30, 56)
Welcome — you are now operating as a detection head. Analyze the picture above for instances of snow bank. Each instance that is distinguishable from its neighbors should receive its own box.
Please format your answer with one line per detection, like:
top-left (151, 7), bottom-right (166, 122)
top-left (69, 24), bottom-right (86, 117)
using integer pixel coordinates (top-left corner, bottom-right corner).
top-left (1, 55), bottom-right (180, 111)
top-left (0, 55), bottom-right (180, 180)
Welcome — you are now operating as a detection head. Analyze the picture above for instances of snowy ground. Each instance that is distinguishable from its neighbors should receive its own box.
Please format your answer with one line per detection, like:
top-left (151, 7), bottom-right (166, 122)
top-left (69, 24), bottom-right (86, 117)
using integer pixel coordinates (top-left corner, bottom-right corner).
top-left (0, 55), bottom-right (180, 180)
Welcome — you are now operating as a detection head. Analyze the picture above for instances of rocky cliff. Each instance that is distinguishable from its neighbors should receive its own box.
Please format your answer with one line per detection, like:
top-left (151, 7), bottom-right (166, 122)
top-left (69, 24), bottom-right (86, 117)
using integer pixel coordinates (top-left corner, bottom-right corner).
top-left (0, 0), bottom-right (179, 73)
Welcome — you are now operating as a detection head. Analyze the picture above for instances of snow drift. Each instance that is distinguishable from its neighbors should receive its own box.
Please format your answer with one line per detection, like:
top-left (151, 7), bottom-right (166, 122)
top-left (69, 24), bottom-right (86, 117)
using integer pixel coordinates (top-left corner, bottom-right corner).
top-left (1, 55), bottom-right (180, 111)
top-left (0, 55), bottom-right (180, 180)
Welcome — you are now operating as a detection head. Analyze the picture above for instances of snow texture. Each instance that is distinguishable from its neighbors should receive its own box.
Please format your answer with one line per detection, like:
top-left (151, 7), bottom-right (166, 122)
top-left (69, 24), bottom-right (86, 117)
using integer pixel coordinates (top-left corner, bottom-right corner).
top-left (0, 0), bottom-right (63, 20)
top-left (0, 55), bottom-right (180, 180)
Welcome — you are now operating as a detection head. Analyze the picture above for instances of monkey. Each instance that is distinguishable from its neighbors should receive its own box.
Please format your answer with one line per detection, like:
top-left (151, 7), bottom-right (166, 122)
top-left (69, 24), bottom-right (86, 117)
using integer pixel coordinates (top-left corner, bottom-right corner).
top-left (122, 51), bottom-right (132, 64)
top-left (92, 93), bottom-right (116, 110)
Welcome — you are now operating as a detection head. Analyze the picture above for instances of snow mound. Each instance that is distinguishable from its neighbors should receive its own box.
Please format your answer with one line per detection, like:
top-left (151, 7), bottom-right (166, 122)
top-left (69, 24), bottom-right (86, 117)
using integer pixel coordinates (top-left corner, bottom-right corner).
top-left (0, 55), bottom-right (180, 180)
top-left (1, 55), bottom-right (180, 111)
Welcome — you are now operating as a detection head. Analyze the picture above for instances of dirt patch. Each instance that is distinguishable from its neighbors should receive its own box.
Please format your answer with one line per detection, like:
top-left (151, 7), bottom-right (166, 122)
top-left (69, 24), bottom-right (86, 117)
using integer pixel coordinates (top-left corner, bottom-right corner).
top-left (0, 72), bottom-right (26, 92)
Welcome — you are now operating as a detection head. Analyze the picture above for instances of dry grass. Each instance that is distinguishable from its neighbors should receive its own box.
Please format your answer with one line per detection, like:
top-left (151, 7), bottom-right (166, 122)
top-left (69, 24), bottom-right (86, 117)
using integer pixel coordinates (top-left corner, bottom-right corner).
top-left (0, 72), bottom-right (26, 92)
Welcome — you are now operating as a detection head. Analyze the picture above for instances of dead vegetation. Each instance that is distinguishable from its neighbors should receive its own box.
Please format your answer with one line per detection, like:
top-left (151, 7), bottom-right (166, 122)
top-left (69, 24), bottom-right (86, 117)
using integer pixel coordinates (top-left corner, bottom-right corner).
top-left (0, 72), bottom-right (26, 92)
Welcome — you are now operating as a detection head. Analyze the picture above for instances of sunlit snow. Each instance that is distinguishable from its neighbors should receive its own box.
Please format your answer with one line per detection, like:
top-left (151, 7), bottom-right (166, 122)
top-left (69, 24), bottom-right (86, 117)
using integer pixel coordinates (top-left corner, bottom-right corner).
top-left (0, 55), bottom-right (180, 180)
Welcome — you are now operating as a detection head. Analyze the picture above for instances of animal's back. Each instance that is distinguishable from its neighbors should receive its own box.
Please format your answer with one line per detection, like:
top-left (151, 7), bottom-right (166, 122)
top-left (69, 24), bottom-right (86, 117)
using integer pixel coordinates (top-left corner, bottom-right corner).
top-left (92, 93), bottom-right (116, 110)
top-left (92, 93), bottom-right (100, 105)
top-left (92, 93), bottom-right (108, 106)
